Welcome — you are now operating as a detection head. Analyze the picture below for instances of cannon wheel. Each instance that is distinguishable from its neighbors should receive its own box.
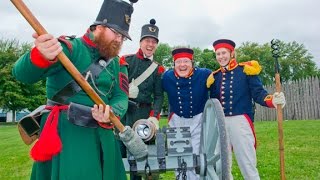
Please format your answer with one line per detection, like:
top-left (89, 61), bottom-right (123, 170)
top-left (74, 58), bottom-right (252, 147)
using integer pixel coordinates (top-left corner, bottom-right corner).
top-left (199, 98), bottom-right (230, 180)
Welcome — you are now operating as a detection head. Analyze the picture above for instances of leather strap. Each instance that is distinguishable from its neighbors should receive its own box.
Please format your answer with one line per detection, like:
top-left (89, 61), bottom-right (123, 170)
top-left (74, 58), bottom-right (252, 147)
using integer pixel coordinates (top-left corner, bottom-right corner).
top-left (47, 99), bottom-right (99, 128)
top-left (52, 58), bottom-right (112, 103)
top-left (130, 62), bottom-right (158, 87)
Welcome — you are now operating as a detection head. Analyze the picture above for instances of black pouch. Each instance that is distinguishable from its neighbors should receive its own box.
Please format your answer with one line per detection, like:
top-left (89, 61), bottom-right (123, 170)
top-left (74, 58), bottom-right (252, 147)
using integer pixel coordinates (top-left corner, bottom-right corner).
top-left (18, 105), bottom-right (46, 145)
top-left (67, 102), bottom-right (98, 128)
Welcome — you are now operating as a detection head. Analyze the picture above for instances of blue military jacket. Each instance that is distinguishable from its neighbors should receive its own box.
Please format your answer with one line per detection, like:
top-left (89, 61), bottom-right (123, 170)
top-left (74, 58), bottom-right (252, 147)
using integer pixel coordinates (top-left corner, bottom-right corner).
top-left (162, 67), bottom-right (212, 118)
top-left (208, 59), bottom-right (273, 121)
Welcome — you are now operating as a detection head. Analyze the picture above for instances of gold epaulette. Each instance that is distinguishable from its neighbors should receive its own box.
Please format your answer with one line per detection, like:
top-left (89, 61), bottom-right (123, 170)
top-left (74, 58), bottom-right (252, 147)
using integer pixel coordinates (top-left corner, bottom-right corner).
top-left (239, 60), bottom-right (262, 75)
top-left (206, 69), bottom-right (221, 88)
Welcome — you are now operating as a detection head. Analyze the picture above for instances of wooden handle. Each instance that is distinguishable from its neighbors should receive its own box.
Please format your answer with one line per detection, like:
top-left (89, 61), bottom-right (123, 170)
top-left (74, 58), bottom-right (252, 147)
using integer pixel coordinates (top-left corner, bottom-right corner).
top-left (11, 0), bottom-right (125, 132)
top-left (275, 73), bottom-right (286, 180)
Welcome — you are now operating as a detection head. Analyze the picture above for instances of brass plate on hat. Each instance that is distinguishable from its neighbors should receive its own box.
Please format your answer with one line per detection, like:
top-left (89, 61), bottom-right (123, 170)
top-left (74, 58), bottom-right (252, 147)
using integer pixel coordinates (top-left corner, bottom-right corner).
top-left (125, 14), bottom-right (131, 25)
top-left (148, 27), bottom-right (157, 32)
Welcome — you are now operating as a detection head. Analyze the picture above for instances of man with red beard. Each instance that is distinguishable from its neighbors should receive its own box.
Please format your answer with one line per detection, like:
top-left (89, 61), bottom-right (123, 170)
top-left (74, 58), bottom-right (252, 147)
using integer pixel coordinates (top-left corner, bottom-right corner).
top-left (119, 19), bottom-right (164, 180)
top-left (12, 0), bottom-right (138, 179)
top-left (162, 47), bottom-right (212, 180)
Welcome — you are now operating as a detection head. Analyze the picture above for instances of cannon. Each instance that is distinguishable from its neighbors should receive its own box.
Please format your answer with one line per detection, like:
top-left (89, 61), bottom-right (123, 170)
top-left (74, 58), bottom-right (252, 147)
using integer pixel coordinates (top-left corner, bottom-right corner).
top-left (122, 99), bottom-right (231, 179)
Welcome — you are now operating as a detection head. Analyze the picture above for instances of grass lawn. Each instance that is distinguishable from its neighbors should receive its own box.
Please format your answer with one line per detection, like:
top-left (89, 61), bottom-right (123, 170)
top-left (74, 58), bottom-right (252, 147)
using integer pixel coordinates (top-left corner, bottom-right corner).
top-left (1, 120), bottom-right (319, 179)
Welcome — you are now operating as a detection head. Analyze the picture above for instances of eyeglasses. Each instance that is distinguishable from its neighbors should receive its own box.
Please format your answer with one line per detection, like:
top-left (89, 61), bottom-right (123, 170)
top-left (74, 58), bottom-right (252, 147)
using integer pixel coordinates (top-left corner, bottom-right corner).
top-left (174, 59), bottom-right (192, 65)
top-left (109, 28), bottom-right (127, 41)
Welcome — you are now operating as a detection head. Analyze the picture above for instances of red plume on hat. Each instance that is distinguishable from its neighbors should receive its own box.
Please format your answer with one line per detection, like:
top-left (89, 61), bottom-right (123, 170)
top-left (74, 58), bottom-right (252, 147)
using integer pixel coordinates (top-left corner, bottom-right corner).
top-left (212, 39), bottom-right (236, 51)
top-left (172, 48), bottom-right (194, 61)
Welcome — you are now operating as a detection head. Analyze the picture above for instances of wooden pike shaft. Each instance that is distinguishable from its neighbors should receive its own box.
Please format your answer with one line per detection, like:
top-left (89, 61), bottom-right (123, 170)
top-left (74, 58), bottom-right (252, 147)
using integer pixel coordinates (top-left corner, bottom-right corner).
top-left (275, 73), bottom-right (286, 180)
top-left (10, 0), bottom-right (125, 132)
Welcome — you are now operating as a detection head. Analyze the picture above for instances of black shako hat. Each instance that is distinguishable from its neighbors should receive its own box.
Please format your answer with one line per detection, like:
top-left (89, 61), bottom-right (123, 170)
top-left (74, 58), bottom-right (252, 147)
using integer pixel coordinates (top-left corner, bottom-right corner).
top-left (92, 0), bottom-right (138, 40)
top-left (140, 19), bottom-right (159, 42)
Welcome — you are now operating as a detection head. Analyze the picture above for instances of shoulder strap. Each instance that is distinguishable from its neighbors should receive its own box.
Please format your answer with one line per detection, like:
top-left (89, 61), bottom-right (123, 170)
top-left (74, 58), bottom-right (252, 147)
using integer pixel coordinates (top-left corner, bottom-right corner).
top-left (131, 62), bottom-right (158, 86)
top-left (52, 58), bottom-right (112, 103)
top-left (58, 35), bottom-right (76, 53)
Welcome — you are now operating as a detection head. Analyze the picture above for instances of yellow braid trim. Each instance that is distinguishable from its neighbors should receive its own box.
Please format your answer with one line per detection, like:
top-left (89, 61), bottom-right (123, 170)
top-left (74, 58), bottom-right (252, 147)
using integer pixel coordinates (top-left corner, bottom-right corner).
top-left (264, 94), bottom-right (273, 101)
top-left (206, 73), bottom-right (215, 88)
top-left (206, 69), bottom-right (220, 88)
top-left (239, 60), bottom-right (262, 75)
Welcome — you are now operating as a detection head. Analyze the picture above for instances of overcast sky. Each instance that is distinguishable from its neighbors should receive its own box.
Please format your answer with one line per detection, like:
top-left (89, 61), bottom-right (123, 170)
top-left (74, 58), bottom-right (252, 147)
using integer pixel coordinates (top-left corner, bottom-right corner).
top-left (1, 0), bottom-right (319, 67)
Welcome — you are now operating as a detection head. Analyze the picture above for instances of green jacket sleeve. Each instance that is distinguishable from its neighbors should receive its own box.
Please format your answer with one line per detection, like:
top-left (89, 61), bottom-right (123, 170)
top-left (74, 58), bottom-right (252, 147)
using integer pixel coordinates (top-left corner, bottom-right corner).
top-left (12, 43), bottom-right (71, 84)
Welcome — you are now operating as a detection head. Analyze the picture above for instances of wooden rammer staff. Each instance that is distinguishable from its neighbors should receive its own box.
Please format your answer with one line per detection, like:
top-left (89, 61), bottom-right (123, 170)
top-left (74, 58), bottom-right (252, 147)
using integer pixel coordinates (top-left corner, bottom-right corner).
top-left (271, 39), bottom-right (286, 180)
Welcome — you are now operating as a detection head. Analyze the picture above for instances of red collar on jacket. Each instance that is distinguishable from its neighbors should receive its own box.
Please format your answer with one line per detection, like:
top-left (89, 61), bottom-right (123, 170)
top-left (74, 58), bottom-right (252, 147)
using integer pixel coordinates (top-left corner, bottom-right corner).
top-left (135, 48), bottom-right (155, 61)
top-left (81, 29), bottom-right (97, 48)
top-left (136, 49), bottom-right (144, 60)
top-left (220, 58), bottom-right (238, 72)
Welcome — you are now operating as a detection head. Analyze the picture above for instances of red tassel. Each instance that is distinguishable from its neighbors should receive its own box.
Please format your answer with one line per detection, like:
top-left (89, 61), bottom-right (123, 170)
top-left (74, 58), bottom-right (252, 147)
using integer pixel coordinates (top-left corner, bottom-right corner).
top-left (30, 105), bottom-right (68, 162)
top-left (44, 116), bottom-right (62, 155)
top-left (30, 140), bottom-right (51, 161)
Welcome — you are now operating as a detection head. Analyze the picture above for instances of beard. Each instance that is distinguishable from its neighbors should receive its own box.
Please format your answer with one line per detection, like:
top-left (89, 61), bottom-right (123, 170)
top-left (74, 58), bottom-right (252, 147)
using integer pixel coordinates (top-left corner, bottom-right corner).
top-left (94, 30), bottom-right (122, 59)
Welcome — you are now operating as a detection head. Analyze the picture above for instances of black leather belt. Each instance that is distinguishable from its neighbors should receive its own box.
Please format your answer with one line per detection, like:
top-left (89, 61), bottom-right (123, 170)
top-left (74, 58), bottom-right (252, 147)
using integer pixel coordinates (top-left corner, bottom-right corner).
top-left (129, 100), bottom-right (151, 108)
top-left (47, 99), bottom-right (99, 128)
top-left (136, 103), bottom-right (151, 108)
top-left (47, 99), bottom-right (65, 106)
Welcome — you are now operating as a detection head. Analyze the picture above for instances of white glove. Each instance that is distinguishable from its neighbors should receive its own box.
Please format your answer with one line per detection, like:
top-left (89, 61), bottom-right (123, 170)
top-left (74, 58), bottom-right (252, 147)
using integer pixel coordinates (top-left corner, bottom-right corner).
top-left (272, 92), bottom-right (286, 109)
top-left (129, 78), bottom-right (139, 99)
top-left (147, 116), bottom-right (159, 130)
top-left (118, 126), bottom-right (148, 160)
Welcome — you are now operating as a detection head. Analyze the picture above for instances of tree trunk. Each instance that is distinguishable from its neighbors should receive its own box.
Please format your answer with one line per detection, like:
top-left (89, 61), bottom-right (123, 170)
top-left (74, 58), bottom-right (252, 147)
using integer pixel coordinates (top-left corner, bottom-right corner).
top-left (12, 109), bottom-right (16, 122)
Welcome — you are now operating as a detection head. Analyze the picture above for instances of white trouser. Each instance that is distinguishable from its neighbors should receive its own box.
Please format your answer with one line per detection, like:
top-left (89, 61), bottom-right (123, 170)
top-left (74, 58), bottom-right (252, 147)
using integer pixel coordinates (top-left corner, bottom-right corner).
top-left (225, 115), bottom-right (260, 180)
top-left (169, 113), bottom-right (203, 180)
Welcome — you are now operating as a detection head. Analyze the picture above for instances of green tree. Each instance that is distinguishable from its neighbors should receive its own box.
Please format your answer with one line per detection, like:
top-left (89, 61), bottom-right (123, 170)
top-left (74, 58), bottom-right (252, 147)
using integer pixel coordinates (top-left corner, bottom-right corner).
top-left (0, 38), bottom-right (46, 121)
top-left (236, 42), bottom-right (275, 84)
top-left (236, 41), bottom-right (320, 85)
top-left (154, 43), bottom-right (172, 69)
top-left (154, 43), bottom-right (172, 113)
top-left (0, 39), bottom-right (30, 69)
top-left (279, 41), bottom-right (319, 82)
top-left (192, 47), bottom-right (202, 65)
top-left (197, 48), bottom-right (219, 70)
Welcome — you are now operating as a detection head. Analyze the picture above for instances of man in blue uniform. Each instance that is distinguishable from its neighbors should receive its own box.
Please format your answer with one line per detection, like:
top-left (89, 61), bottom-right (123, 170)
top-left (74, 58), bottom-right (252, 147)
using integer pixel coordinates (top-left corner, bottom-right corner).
top-left (162, 47), bottom-right (212, 180)
top-left (207, 39), bottom-right (286, 180)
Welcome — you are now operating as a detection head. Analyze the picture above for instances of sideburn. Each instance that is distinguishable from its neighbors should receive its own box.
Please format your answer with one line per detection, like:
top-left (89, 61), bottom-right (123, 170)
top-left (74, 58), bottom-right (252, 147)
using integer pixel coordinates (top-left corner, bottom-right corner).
top-left (95, 31), bottom-right (122, 59)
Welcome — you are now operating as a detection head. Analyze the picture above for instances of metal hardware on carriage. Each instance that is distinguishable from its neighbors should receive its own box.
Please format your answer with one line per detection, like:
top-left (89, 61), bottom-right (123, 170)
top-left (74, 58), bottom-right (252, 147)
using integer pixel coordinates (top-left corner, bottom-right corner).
top-left (123, 99), bottom-right (232, 180)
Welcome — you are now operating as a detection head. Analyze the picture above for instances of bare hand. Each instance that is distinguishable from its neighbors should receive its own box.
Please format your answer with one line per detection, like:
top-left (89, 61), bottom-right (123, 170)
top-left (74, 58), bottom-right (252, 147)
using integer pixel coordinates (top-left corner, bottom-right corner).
top-left (33, 33), bottom-right (62, 60)
top-left (91, 104), bottom-right (111, 123)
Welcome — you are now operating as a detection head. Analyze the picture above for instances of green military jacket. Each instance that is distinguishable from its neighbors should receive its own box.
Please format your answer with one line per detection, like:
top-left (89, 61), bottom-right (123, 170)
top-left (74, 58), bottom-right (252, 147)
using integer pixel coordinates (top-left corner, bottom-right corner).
top-left (12, 31), bottom-right (128, 180)
top-left (12, 33), bottom-right (128, 117)
top-left (122, 48), bottom-right (164, 118)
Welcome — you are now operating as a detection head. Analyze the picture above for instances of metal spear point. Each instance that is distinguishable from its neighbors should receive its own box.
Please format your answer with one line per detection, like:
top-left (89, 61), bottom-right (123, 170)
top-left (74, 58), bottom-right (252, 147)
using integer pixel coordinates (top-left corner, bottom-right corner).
top-left (271, 39), bottom-right (286, 180)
